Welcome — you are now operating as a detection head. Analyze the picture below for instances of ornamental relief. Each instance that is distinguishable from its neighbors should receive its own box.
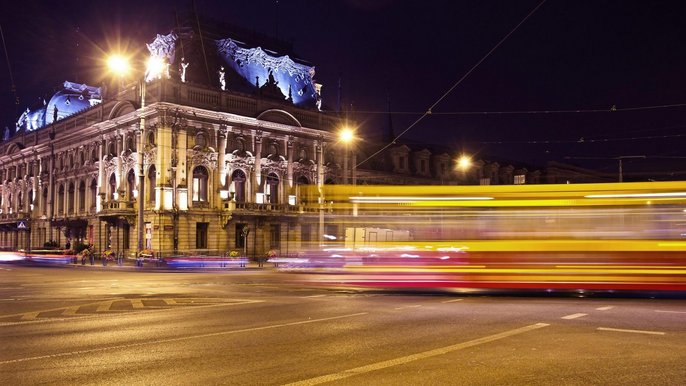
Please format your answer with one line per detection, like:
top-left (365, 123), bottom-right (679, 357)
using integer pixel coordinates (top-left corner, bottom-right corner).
top-left (226, 154), bottom-right (255, 172)
top-left (104, 156), bottom-right (118, 177)
top-left (143, 147), bottom-right (157, 167)
top-left (121, 153), bottom-right (138, 173)
top-left (292, 161), bottom-right (317, 183)
top-left (261, 157), bottom-right (286, 176)
top-left (188, 148), bottom-right (218, 171)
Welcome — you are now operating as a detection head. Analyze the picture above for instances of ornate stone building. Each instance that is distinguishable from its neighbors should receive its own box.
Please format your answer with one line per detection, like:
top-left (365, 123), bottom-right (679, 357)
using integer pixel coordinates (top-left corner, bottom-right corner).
top-left (0, 23), bottom-right (344, 257)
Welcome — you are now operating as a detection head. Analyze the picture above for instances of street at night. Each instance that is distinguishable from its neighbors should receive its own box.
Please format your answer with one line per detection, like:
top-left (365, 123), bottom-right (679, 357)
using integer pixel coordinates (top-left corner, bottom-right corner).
top-left (1, 265), bottom-right (684, 385)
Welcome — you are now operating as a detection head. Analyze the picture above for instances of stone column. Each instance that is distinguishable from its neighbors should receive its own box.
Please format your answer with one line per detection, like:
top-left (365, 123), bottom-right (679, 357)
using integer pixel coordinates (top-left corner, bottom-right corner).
top-left (216, 127), bottom-right (227, 209)
top-left (286, 137), bottom-right (294, 190)
top-left (254, 131), bottom-right (262, 194)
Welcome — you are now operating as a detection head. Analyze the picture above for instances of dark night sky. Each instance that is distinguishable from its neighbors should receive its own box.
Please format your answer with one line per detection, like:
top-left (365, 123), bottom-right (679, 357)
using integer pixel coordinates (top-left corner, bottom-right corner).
top-left (2, 0), bottom-right (686, 179)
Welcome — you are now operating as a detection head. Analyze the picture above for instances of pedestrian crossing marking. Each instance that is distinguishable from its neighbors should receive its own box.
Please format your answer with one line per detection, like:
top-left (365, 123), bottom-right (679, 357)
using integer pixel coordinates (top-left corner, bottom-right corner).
top-left (0, 298), bottom-right (263, 323)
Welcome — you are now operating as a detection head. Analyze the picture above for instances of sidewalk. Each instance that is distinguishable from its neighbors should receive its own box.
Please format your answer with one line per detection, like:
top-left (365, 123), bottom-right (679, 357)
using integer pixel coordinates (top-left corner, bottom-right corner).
top-left (62, 257), bottom-right (275, 272)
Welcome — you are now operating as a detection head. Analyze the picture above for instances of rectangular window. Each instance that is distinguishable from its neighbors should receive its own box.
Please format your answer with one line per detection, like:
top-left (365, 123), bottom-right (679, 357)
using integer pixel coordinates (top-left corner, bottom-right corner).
top-left (514, 175), bottom-right (526, 185)
top-left (398, 156), bottom-right (405, 170)
top-left (196, 222), bottom-right (209, 249)
top-left (270, 224), bottom-right (280, 248)
top-left (420, 159), bottom-right (426, 173)
top-left (480, 177), bottom-right (491, 185)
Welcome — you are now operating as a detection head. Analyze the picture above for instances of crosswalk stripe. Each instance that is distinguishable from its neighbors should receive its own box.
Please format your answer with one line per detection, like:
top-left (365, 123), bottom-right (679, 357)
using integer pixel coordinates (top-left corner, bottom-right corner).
top-left (96, 301), bottom-right (115, 312)
top-left (62, 306), bottom-right (80, 316)
top-left (20, 312), bottom-right (40, 321)
top-left (131, 299), bottom-right (145, 309)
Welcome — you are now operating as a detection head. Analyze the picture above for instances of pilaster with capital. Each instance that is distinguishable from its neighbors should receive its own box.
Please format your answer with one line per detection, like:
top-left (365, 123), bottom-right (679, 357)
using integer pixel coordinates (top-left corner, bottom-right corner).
top-left (254, 132), bottom-right (262, 188)
top-left (286, 137), bottom-right (294, 190)
top-left (216, 127), bottom-right (227, 209)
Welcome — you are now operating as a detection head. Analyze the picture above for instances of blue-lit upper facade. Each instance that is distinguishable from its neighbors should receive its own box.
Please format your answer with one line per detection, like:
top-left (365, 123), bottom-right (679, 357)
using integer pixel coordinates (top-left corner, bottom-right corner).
top-left (146, 32), bottom-right (321, 109)
top-left (15, 81), bottom-right (101, 132)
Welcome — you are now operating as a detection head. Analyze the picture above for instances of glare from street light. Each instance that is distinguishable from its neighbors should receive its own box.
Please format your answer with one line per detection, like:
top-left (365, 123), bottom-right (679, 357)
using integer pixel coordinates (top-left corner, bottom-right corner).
top-left (107, 54), bottom-right (131, 77)
top-left (145, 56), bottom-right (166, 82)
top-left (457, 155), bottom-right (472, 170)
top-left (339, 127), bottom-right (355, 144)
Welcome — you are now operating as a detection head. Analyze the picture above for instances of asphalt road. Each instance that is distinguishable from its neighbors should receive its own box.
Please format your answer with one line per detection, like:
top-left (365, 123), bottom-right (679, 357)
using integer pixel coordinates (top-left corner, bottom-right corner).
top-left (0, 265), bottom-right (685, 385)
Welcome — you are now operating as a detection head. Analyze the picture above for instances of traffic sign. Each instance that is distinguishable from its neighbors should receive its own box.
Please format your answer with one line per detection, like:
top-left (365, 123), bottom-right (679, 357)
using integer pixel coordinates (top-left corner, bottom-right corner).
top-left (17, 221), bottom-right (27, 229)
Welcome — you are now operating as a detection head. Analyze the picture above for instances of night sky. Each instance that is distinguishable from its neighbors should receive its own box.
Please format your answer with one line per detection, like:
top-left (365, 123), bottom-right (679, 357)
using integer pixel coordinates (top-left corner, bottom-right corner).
top-left (2, 0), bottom-right (686, 180)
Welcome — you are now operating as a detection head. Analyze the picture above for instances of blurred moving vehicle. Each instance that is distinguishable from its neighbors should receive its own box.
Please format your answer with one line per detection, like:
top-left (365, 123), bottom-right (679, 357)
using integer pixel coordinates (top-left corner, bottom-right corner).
top-left (300, 181), bottom-right (686, 291)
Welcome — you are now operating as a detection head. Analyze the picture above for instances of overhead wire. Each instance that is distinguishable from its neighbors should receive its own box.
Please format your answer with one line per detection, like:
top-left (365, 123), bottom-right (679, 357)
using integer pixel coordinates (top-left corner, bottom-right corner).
top-left (350, 102), bottom-right (686, 116)
top-left (356, 0), bottom-right (548, 168)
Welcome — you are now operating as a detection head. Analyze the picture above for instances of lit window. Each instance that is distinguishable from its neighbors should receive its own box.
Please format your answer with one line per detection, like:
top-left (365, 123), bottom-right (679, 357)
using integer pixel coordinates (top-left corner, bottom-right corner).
top-left (514, 175), bottom-right (526, 185)
top-left (192, 166), bottom-right (209, 202)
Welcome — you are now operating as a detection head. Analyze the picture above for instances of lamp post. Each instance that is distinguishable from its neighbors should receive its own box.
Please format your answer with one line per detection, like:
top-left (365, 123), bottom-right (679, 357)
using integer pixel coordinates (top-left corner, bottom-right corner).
top-left (456, 154), bottom-right (472, 184)
top-left (106, 54), bottom-right (164, 255)
top-left (339, 127), bottom-right (356, 186)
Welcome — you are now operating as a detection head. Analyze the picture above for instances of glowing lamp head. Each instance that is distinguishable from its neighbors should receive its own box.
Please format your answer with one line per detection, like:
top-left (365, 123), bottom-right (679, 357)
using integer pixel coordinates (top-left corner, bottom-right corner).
top-left (457, 155), bottom-right (472, 170)
top-left (339, 127), bottom-right (355, 144)
top-left (107, 55), bottom-right (131, 77)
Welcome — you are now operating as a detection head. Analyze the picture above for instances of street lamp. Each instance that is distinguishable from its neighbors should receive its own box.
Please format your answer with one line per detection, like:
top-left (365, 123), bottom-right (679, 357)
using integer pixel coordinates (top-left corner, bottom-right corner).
top-left (106, 53), bottom-right (154, 255)
top-left (339, 127), bottom-right (357, 186)
top-left (457, 154), bottom-right (472, 171)
top-left (456, 154), bottom-right (472, 184)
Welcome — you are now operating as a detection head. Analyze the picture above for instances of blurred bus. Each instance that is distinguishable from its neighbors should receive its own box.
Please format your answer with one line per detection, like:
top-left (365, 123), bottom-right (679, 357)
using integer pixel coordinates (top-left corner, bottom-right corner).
top-left (303, 181), bottom-right (686, 291)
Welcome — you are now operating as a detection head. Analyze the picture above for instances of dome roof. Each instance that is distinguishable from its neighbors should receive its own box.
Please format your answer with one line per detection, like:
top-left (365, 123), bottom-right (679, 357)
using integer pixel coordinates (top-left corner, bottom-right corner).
top-left (16, 81), bottom-right (101, 132)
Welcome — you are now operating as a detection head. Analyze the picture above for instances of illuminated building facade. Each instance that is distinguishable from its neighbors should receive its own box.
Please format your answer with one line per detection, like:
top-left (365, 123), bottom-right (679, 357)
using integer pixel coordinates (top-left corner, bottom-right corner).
top-left (0, 23), bottom-right (343, 257)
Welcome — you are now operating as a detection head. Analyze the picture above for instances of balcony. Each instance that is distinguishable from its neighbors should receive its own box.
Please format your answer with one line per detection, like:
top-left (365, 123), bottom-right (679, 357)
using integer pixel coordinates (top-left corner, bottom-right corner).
top-left (226, 202), bottom-right (320, 214)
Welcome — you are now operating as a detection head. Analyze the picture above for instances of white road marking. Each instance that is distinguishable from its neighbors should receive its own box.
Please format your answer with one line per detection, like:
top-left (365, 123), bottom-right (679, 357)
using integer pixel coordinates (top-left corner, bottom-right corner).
top-left (96, 300), bottom-right (116, 312)
top-left (285, 323), bottom-right (550, 386)
top-left (20, 312), bottom-right (40, 321)
top-left (0, 312), bottom-right (368, 365)
top-left (301, 295), bottom-right (327, 298)
top-left (441, 299), bottom-right (464, 303)
top-left (61, 306), bottom-right (80, 316)
top-left (394, 305), bottom-right (422, 310)
top-left (597, 327), bottom-right (665, 335)
top-left (561, 313), bottom-right (588, 320)
top-left (596, 306), bottom-right (614, 311)
top-left (130, 299), bottom-right (146, 309)
top-left (655, 310), bottom-right (686, 314)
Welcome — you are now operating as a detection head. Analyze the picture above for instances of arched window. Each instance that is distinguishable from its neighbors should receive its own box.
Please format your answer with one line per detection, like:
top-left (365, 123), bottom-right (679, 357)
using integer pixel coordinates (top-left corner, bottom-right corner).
top-left (296, 175), bottom-right (310, 204)
top-left (58, 185), bottom-right (64, 214)
top-left (79, 151), bottom-right (85, 166)
top-left (147, 131), bottom-right (155, 146)
top-left (127, 169), bottom-right (136, 200)
top-left (126, 136), bottom-right (135, 152)
top-left (91, 148), bottom-right (97, 162)
top-left (266, 173), bottom-right (279, 204)
top-left (90, 179), bottom-right (97, 210)
top-left (230, 169), bottom-right (246, 202)
top-left (108, 142), bottom-right (116, 157)
top-left (148, 165), bottom-right (157, 204)
top-left (192, 166), bottom-right (208, 202)
top-left (78, 181), bottom-right (86, 211)
top-left (68, 182), bottom-right (75, 214)
top-left (17, 191), bottom-right (23, 211)
top-left (109, 173), bottom-right (117, 200)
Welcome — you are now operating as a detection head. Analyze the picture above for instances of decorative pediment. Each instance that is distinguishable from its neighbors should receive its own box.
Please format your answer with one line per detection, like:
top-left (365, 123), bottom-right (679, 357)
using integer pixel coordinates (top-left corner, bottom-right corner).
top-left (188, 148), bottom-right (218, 170)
